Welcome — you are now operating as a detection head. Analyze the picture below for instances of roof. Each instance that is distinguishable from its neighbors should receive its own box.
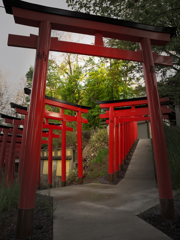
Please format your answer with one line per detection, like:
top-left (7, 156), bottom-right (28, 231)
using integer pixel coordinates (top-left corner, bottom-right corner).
top-left (24, 88), bottom-right (91, 110)
top-left (3, 0), bottom-right (176, 38)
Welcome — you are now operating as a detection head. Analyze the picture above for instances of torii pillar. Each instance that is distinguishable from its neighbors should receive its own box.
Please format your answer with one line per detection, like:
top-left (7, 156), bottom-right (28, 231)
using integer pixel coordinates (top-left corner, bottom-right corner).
top-left (16, 21), bottom-right (51, 239)
top-left (140, 38), bottom-right (174, 220)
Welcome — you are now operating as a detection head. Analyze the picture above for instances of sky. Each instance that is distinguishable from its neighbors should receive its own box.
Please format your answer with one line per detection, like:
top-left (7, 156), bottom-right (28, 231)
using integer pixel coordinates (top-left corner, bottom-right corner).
top-left (0, 0), bottom-right (93, 95)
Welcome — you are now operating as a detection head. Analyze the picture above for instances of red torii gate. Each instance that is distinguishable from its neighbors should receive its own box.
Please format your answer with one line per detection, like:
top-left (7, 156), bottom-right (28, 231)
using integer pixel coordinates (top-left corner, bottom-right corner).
top-left (10, 102), bottom-right (73, 188)
top-left (0, 114), bottom-right (24, 186)
top-left (43, 120), bottom-right (73, 187)
top-left (3, 0), bottom-right (176, 238)
top-left (44, 94), bottom-right (91, 185)
top-left (0, 129), bottom-right (22, 185)
top-left (97, 97), bottom-right (171, 182)
top-left (0, 114), bottom-right (48, 187)
top-left (25, 88), bottom-right (91, 186)
top-left (9, 103), bottom-right (57, 186)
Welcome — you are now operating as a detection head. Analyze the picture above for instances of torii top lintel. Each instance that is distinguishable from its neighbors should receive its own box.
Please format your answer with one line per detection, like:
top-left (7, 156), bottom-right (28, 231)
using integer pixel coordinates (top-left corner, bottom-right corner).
top-left (3, 0), bottom-right (176, 46)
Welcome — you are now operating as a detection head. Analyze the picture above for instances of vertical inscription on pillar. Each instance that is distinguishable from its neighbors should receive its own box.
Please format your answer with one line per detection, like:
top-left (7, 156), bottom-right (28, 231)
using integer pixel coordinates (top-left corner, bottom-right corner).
top-left (36, 51), bottom-right (47, 61)
top-left (149, 65), bottom-right (155, 74)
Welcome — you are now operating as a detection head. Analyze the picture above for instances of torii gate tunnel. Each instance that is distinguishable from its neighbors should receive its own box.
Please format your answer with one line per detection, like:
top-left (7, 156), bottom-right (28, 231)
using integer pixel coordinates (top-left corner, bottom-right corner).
top-left (97, 97), bottom-right (171, 182)
top-left (3, 0), bottom-right (177, 238)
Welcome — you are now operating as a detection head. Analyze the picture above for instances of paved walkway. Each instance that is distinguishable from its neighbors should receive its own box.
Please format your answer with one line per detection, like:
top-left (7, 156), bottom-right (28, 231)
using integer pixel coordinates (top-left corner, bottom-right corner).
top-left (39, 139), bottom-right (173, 240)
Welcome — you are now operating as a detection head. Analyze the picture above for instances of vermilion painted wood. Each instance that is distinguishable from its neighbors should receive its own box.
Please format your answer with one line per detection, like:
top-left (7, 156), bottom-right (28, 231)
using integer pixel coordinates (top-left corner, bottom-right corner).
top-left (8, 34), bottom-right (173, 66)
top-left (95, 32), bottom-right (104, 46)
top-left (45, 99), bottom-right (89, 114)
top-left (18, 21), bottom-right (51, 211)
top-left (48, 127), bottom-right (53, 187)
top-left (115, 117), bottom-right (119, 175)
top-left (129, 122), bottom-right (131, 150)
top-left (0, 128), bottom-right (22, 187)
top-left (42, 132), bottom-right (59, 138)
top-left (37, 156), bottom-right (41, 189)
top-left (77, 111), bottom-right (83, 183)
top-left (0, 131), bottom-right (8, 181)
top-left (119, 123), bottom-right (122, 166)
top-left (121, 123), bottom-right (123, 163)
top-left (44, 109), bottom-right (88, 124)
top-left (14, 104), bottom-right (73, 188)
top-left (44, 101), bottom-right (89, 185)
top-left (0, 136), bottom-right (22, 143)
top-left (128, 123), bottom-right (130, 154)
top-left (99, 97), bottom-right (169, 108)
top-left (101, 105), bottom-right (171, 119)
top-left (2, 116), bottom-right (24, 187)
top-left (4, 118), bottom-right (24, 126)
top-left (119, 115), bottom-right (169, 123)
top-left (0, 127), bottom-right (23, 136)
top-left (8, 107), bottom-right (28, 183)
top-left (0, 142), bottom-right (21, 148)
top-left (1, 146), bottom-right (21, 152)
top-left (140, 38), bottom-right (173, 200)
top-left (109, 106), bottom-right (114, 181)
top-left (12, 7), bottom-right (171, 46)
top-left (18, 115), bottom-right (27, 183)
top-left (7, 124), bottom-right (18, 186)
top-left (125, 123), bottom-right (128, 159)
top-left (106, 115), bottom-right (169, 123)
top-left (4, 2), bottom-right (175, 233)
top-left (61, 114), bottom-right (66, 184)
top-left (44, 109), bottom-right (78, 122)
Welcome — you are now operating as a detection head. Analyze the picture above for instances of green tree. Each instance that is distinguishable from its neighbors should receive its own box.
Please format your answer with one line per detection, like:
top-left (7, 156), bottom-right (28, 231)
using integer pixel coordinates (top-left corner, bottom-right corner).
top-left (66, 0), bottom-right (180, 105)
top-left (58, 54), bottom-right (83, 105)
top-left (25, 60), bottom-right (62, 111)
top-left (82, 57), bottom-right (137, 128)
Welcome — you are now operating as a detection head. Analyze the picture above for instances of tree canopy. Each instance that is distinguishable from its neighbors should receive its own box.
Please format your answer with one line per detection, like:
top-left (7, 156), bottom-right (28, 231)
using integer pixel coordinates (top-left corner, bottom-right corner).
top-left (25, 55), bottom-right (138, 128)
top-left (66, 0), bottom-right (180, 106)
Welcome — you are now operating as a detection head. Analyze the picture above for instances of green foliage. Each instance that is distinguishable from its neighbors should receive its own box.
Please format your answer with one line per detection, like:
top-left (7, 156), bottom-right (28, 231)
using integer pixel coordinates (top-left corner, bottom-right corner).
top-left (92, 148), bottom-right (109, 164)
top-left (66, 0), bottom-right (180, 106)
top-left (0, 181), bottom-right (20, 213)
top-left (151, 124), bottom-right (180, 190)
top-left (26, 54), bottom-right (138, 129)
top-left (163, 124), bottom-right (180, 190)
top-left (82, 57), bottom-right (137, 128)
top-left (86, 128), bottom-right (109, 161)
top-left (67, 128), bottom-right (109, 185)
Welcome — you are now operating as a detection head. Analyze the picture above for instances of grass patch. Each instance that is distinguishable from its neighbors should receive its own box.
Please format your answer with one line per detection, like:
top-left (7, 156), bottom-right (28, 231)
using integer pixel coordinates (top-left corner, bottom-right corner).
top-left (67, 128), bottom-right (109, 185)
top-left (0, 181), bottom-right (20, 213)
top-left (151, 124), bottom-right (180, 190)
top-left (36, 188), bottom-right (57, 219)
top-left (0, 179), bottom-right (56, 220)
top-left (67, 148), bottom-right (109, 185)
top-left (92, 148), bottom-right (109, 164)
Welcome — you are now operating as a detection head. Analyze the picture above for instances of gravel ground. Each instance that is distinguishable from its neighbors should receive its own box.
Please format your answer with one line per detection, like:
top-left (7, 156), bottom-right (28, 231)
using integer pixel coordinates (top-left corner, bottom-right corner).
top-left (138, 193), bottom-right (180, 240)
top-left (0, 193), bottom-right (53, 240)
